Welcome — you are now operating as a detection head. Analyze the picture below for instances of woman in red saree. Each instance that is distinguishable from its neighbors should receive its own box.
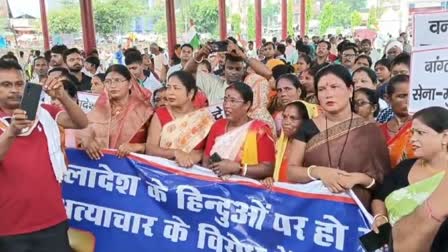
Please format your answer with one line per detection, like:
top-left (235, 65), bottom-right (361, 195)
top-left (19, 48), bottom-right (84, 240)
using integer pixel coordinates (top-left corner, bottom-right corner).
top-left (203, 82), bottom-right (275, 180)
top-left (78, 65), bottom-right (153, 159)
top-left (288, 65), bottom-right (391, 208)
top-left (146, 71), bottom-right (214, 167)
top-left (379, 75), bottom-right (415, 168)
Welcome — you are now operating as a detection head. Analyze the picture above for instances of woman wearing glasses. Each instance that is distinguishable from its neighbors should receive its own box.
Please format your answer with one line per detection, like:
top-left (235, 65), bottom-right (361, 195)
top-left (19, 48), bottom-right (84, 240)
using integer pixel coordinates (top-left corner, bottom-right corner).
top-left (203, 82), bottom-right (275, 180)
top-left (354, 88), bottom-right (379, 122)
top-left (78, 64), bottom-right (153, 159)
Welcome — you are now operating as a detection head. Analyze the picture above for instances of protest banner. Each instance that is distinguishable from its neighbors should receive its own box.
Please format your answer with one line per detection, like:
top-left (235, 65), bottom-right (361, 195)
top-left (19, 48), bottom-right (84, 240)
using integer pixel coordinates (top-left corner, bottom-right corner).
top-left (409, 46), bottom-right (448, 113)
top-left (77, 91), bottom-right (100, 113)
top-left (63, 149), bottom-right (371, 252)
top-left (413, 11), bottom-right (448, 48)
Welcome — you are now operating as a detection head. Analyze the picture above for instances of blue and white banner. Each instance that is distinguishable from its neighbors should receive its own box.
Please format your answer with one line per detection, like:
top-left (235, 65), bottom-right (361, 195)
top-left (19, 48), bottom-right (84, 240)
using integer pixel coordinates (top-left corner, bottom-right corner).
top-left (63, 149), bottom-right (371, 252)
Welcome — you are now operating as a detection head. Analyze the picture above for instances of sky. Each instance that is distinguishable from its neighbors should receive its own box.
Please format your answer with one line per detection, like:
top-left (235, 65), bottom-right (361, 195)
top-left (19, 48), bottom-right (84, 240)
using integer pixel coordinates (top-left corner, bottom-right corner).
top-left (8, 0), bottom-right (62, 18)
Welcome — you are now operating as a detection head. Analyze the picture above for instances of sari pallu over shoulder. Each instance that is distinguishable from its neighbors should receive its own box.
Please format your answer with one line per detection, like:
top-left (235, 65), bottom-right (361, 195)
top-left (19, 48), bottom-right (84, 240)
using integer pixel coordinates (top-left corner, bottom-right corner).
top-left (381, 121), bottom-right (415, 168)
top-left (159, 107), bottom-right (215, 153)
top-left (210, 120), bottom-right (274, 165)
top-left (303, 117), bottom-right (391, 208)
top-left (76, 79), bottom-right (153, 149)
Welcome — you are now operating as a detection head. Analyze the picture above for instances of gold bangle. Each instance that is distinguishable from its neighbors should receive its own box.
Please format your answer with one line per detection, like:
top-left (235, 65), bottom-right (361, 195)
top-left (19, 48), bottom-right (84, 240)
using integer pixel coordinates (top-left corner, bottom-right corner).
top-left (307, 165), bottom-right (318, 181)
top-left (366, 178), bottom-right (376, 189)
top-left (240, 163), bottom-right (248, 176)
top-left (373, 214), bottom-right (389, 223)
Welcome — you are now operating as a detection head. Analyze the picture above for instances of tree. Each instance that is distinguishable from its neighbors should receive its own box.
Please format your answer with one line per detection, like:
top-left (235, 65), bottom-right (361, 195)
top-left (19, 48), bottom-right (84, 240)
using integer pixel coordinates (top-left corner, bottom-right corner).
top-left (93, 0), bottom-right (146, 36)
top-left (319, 2), bottom-right (335, 35)
top-left (340, 0), bottom-right (367, 11)
top-left (367, 7), bottom-right (380, 29)
top-left (230, 14), bottom-right (242, 35)
top-left (147, 2), bottom-right (166, 34)
top-left (247, 4), bottom-right (255, 40)
top-left (333, 1), bottom-right (351, 28)
top-left (287, 0), bottom-right (294, 36)
top-left (48, 6), bottom-right (81, 34)
top-left (351, 11), bottom-right (362, 28)
top-left (263, 0), bottom-right (280, 30)
top-left (187, 0), bottom-right (219, 37)
top-left (305, 0), bottom-right (315, 34)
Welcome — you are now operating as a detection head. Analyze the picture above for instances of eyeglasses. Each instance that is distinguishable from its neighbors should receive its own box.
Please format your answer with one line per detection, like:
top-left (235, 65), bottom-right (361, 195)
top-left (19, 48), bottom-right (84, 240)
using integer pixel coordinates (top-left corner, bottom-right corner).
top-left (104, 78), bottom-right (128, 86)
top-left (354, 100), bottom-right (372, 107)
top-left (223, 97), bottom-right (245, 105)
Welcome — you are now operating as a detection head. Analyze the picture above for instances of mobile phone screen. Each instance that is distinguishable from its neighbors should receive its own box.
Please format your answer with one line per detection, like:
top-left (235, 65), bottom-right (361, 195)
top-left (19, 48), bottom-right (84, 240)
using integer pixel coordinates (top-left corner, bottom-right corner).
top-left (20, 82), bottom-right (42, 121)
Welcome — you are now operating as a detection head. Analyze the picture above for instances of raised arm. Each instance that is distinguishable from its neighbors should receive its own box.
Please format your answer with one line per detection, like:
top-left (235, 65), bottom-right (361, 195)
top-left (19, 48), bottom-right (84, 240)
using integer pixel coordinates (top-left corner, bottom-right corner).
top-left (228, 41), bottom-right (272, 80)
top-left (183, 46), bottom-right (212, 74)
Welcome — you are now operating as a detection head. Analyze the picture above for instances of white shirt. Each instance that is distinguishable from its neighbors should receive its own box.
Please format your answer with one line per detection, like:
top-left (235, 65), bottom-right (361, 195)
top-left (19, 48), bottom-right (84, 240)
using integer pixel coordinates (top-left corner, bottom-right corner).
top-left (166, 63), bottom-right (183, 78)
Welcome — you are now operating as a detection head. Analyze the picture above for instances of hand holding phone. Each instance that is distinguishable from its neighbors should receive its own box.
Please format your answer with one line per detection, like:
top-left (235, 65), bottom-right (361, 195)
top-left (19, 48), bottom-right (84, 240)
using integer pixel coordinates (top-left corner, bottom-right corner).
top-left (7, 109), bottom-right (33, 136)
top-left (209, 41), bottom-right (228, 53)
top-left (359, 223), bottom-right (392, 252)
top-left (20, 82), bottom-right (42, 121)
top-left (210, 153), bottom-right (222, 163)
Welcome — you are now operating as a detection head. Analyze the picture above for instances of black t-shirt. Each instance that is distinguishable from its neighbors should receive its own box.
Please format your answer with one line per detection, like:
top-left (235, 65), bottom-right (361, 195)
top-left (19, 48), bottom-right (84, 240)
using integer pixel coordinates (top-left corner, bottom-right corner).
top-left (375, 158), bottom-right (448, 252)
top-left (294, 119), bottom-right (320, 143)
top-left (77, 73), bottom-right (92, 91)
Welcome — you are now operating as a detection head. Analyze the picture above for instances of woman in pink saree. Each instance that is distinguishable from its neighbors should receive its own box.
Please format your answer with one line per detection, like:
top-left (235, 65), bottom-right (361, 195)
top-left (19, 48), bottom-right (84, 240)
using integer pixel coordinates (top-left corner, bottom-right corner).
top-left (77, 65), bottom-right (153, 159)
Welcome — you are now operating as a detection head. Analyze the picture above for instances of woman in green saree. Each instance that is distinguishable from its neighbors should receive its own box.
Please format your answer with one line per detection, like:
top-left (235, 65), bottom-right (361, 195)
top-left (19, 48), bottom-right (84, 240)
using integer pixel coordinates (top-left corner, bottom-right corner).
top-left (372, 106), bottom-right (448, 251)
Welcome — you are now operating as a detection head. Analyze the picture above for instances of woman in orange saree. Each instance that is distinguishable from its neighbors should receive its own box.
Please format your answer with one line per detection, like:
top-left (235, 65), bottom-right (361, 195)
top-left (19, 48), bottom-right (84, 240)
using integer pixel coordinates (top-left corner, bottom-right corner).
top-left (203, 82), bottom-right (275, 180)
top-left (288, 65), bottom-right (391, 208)
top-left (261, 101), bottom-right (311, 188)
top-left (78, 65), bottom-right (153, 160)
top-left (379, 75), bottom-right (415, 168)
top-left (146, 71), bottom-right (214, 168)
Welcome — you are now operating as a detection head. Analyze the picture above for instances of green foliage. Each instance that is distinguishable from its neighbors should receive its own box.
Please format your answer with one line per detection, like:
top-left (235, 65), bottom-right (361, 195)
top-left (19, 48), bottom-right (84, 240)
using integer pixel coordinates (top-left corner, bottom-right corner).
top-left (319, 2), bottom-right (334, 35)
top-left (146, 2), bottom-right (166, 34)
top-left (333, 2), bottom-right (351, 28)
top-left (340, 0), bottom-right (367, 11)
top-left (305, 0), bottom-right (315, 34)
top-left (230, 14), bottom-right (242, 35)
top-left (287, 0), bottom-right (294, 36)
top-left (263, 0), bottom-right (280, 27)
top-left (48, 5), bottom-right (81, 34)
top-left (351, 11), bottom-right (362, 27)
top-left (367, 7), bottom-right (379, 28)
top-left (247, 4), bottom-right (255, 40)
top-left (187, 0), bottom-right (219, 36)
top-left (93, 0), bottom-right (146, 35)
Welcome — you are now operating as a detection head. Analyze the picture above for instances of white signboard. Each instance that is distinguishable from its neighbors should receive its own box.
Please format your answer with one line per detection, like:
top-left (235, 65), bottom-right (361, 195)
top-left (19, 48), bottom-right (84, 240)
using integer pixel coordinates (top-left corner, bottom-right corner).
top-left (413, 11), bottom-right (448, 48)
top-left (77, 91), bottom-right (100, 113)
top-left (409, 46), bottom-right (448, 113)
top-left (207, 104), bottom-right (226, 120)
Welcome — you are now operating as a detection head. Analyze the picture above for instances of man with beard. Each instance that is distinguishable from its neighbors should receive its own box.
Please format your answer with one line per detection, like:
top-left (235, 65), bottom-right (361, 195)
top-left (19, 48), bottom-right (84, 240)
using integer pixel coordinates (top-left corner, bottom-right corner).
top-left (50, 45), bottom-right (68, 68)
top-left (63, 48), bottom-right (91, 91)
top-left (184, 40), bottom-right (272, 105)
top-left (30, 56), bottom-right (49, 84)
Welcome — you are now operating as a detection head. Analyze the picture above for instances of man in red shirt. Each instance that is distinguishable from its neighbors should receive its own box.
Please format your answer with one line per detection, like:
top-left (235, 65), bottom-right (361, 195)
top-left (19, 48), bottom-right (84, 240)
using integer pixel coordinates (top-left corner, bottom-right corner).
top-left (0, 60), bottom-right (88, 251)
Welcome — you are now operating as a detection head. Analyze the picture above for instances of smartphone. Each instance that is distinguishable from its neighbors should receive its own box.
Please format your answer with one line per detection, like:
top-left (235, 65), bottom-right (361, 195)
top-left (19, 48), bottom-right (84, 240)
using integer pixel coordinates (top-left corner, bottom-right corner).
top-left (359, 223), bottom-right (392, 252)
top-left (209, 41), bottom-right (228, 52)
top-left (20, 82), bottom-right (42, 121)
top-left (210, 153), bottom-right (222, 163)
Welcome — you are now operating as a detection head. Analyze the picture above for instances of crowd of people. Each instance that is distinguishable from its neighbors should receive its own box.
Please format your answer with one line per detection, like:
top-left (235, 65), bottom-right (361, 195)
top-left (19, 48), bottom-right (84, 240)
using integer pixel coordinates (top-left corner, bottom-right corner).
top-left (0, 31), bottom-right (447, 252)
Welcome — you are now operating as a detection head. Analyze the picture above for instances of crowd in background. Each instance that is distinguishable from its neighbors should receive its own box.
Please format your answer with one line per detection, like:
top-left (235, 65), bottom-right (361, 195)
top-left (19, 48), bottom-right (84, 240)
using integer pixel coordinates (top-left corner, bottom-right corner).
top-left (0, 30), bottom-right (447, 252)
